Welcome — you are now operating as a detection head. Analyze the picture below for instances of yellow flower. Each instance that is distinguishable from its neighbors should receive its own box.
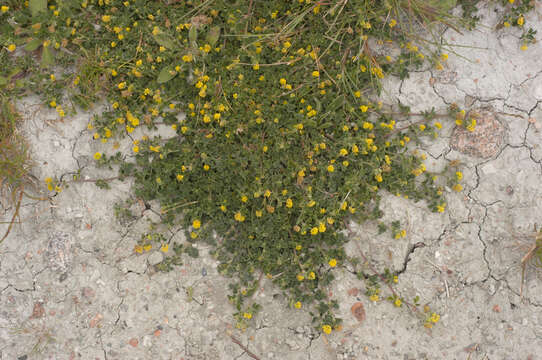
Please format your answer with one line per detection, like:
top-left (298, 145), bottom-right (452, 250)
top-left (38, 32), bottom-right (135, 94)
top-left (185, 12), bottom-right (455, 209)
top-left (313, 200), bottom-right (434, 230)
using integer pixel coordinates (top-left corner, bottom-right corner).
top-left (362, 121), bottom-right (373, 130)
top-left (285, 198), bottom-right (293, 208)
top-left (143, 244), bottom-right (152, 251)
top-left (1, 5), bottom-right (9, 12)
top-left (419, 124), bottom-right (426, 131)
top-left (255, 210), bottom-right (262, 217)
top-left (294, 301), bottom-right (302, 309)
top-left (102, 15), bottom-right (111, 22)
top-left (308, 271), bottom-right (316, 280)
top-left (93, 152), bottom-right (102, 160)
top-left (160, 244), bottom-right (169, 253)
top-left (503, 21), bottom-right (510, 27)
top-left (243, 312), bottom-right (252, 319)
top-left (295, 244), bottom-right (302, 250)
top-left (327, 165), bottom-right (334, 172)
top-left (517, 16), bottom-right (524, 26)
top-left (339, 148), bottom-right (348, 156)
top-left (134, 245), bottom-right (143, 254)
top-left (312, 70), bottom-right (319, 77)
top-left (327, 217), bottom-right (334, 225)
top-left (193, 219), bottom-right (201, 229)
top-left (322, 325), bottom-right (332, 335)
top-left (220, 205), bottom-right (227, 212)
top-left (297, 274), bottom-right (304, 281)
top-left (234, 212), bottom-right (245, 222)
top-left (328, 258), bottom-right (337, 267)
top-left (7, 44), bottom-right (16, 52)
top-left (453, 184), bottom-right (463, 192)
top-left (118, 82), bottom-right (126, 90)
top-left (375, 174), bottom-right (383, 183)
top-left (203, 164), bottom-right (210, 171)
top-left (318, 222), bottom-right (326, 233)
top-left (369, 294), bottom-right (379, 302)
top-left (360, 105), bottom-right (368, 112)
top-left (455, 171), bottom-right (463, 180)
top-left (521, 44), bottom-right (528, 51)
top-left (394, 298), bottom-right (402, 307)
top-left (132, 146), bottom-right (139, 153)
top-left (437, 203), bottom-right (446, 213)
top-left (389, 19), bottom-right (397, 27)
top-left (351, 144), bottom-right (359, 154)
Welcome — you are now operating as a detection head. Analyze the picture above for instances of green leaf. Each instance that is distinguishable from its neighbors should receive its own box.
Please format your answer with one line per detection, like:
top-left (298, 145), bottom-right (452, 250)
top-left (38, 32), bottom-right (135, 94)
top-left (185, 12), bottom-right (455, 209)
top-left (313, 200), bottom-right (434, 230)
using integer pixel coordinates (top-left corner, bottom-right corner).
top-left (189, 25), bottom-right (197, 47)
top-left (9, 68), bottom-right (22, 77)
top-left (0, 76), bottom-right (7, 86)
top-left (41, 46), bottom-right (54, 68)
top-left (154, 33), bottom-right (175, 49)
top-left (29, 0), bottom-right (47, 17)
top-left (157, 66), bottom-right (177, 84)
top-left (25, 38), bottom-right (42, 51)
top-left (206, 26), bottom-right (220, 46)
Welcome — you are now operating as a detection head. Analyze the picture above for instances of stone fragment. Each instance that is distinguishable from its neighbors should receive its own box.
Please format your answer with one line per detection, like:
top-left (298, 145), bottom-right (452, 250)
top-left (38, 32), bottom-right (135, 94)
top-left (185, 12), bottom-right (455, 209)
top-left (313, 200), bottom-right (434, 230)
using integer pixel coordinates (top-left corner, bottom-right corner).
top-left (450, 108), bottom-right (506, 158)
top-left (89, 313), bottom-right (103, 328)
top-left (350, 302), bottom-right (366, 323)
top-left (128, 338), bottom-right (139, 347)
top-left (30, 302), bottom-right (45, 319)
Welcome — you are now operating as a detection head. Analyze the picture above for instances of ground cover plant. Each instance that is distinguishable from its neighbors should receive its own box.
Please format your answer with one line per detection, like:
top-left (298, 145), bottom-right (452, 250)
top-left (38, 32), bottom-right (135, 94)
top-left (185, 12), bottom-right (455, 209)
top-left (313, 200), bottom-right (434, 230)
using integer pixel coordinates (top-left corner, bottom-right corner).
top-left (0, 0), bottom-right (537, 333)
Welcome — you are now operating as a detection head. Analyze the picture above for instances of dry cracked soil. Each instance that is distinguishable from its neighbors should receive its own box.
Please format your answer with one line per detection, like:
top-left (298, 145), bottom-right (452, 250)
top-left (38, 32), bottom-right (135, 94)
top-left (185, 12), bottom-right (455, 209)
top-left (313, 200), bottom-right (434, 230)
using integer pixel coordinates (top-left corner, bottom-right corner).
top-left (1, 3), bottom-right (542, 360)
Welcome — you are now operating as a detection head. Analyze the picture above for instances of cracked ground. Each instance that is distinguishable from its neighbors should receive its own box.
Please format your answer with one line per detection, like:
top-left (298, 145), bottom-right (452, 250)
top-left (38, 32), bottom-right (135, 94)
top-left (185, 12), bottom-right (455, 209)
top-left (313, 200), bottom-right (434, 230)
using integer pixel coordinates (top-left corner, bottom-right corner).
top-left (2, 4), bottom-right (542, 360)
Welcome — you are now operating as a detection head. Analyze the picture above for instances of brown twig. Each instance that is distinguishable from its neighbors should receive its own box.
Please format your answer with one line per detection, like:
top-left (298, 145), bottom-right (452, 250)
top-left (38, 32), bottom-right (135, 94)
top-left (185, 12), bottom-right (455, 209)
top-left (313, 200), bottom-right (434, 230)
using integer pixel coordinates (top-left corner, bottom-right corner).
top-left (244, 0), bottom-right (254, 34)
top-left (229, 335), bottom-right (261, 360)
